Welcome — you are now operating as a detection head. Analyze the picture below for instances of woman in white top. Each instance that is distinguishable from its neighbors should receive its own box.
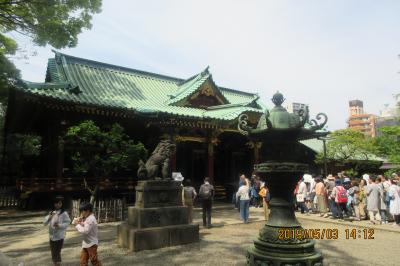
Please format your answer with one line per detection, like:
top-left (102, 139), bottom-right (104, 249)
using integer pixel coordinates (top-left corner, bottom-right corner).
top-left (297, 179), bottom-right (309, 214)
top-left (43, 196), bottom-right (71, 266)
top-left (388, 178), bottom-right (400, 226)
top-left (236, 176), bottom-right (250, 223)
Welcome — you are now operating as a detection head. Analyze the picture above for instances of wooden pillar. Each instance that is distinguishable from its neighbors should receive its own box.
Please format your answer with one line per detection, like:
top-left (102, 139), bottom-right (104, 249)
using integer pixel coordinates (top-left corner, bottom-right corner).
top-left (207, 141), bottom-right (214, 184)
top-left (40, 121), bottom-right (64, 180)
top-left (56, 136), bottom-right (64, 179)
top-left (168, 129), bottom-right (177, 172)
top-left (254, 142), bottom-right (262, 164)
top-left (40, 129), bottom-right (52, 179)
top-left (171, 145), bottom-right (177, 172)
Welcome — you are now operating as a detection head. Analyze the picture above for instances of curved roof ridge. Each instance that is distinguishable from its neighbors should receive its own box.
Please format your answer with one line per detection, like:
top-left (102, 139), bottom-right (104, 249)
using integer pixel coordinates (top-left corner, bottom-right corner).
top-left (219, 86), bottom-right (258, 96)
top-left (52, 50), bottom-right (184, 83)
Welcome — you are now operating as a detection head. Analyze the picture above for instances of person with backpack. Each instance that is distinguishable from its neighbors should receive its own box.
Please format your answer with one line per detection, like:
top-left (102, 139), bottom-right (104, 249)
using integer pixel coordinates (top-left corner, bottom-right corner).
top-left (43, 195), bottom-right (71, 266)
top-left (343, 178), bottom-right (352, 210)
top-left (236, 177), bottom-right (250, 223)
top-left (330, 179), bottom-right (348, 220)
top-left (199, 177), bottom-right (214, 228)
top-left (366, 176), bottom-right (382, 224)
top-left (182, 179), bottom-right (197, 223)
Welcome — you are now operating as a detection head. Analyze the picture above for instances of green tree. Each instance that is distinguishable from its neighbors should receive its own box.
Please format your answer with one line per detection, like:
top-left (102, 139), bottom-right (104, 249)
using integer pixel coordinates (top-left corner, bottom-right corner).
top-left (0, 0), bottom-right (102, 48)
top-left (64, 120), bottom-right (147, 203)
top-left (0, 0), bottom-right (102, 89)
top-left (315, 129), bottom-right (380, 175)
top-left (0, 34), bottom-right (19, 159)
top-left (4, 133), bottom-right (41, 178)
top-left (319, 129), bottom-right (377, 161)
top-left (0, 0), bottom-right (102, 176)
top-left (373, 126), bottom-right (400, 174)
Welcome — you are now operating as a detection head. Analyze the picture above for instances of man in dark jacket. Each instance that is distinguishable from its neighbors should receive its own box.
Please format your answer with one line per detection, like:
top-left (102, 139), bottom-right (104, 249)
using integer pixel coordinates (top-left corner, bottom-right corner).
top-left (199, 177), bottom-right (214, 228)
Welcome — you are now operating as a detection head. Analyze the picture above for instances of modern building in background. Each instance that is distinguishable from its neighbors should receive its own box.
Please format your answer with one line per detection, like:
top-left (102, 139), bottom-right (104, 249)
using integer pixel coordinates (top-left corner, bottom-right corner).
top-left (349, 100), bottom-right (364, 116)
top-left (375, 97), bottom-right (400, 136)
top-left (347, 100), bottom-right (377, 137)
top-left (286, 102), bottom-right (308, 114)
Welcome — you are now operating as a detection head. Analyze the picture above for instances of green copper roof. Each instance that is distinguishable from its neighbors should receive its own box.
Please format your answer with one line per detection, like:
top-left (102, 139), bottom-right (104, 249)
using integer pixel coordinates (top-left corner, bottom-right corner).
top-left (17, 51), bottom-right (264, 122)
top-left (166, 67), bottom-right (230, 106)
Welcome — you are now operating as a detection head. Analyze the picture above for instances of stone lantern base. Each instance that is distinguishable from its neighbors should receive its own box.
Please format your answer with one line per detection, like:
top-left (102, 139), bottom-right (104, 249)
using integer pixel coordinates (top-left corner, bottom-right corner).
top-left (117, 180), bottom-right (199, 251)
top-left (247, 224), bottom-right (323, 266)
top-left (247, 163), bottom-right (323, 266)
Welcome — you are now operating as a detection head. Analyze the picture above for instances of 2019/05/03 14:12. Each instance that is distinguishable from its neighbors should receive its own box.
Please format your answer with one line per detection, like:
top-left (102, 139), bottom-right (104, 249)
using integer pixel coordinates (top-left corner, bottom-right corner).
top-left (345, 228), bottom-right (375, 239)
top-left (278, 228), bottom-right (375, 240)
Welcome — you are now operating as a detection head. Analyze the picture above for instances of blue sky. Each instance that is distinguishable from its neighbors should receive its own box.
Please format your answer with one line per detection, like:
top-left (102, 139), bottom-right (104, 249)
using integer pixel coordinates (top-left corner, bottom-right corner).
top-left (9, 0), bottom-right (400, 130)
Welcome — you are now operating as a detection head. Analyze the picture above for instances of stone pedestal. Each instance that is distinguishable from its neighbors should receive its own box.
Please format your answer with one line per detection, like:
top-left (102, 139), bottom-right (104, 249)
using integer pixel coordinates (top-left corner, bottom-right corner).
top-left (117, 180), bottom-right (199, 252)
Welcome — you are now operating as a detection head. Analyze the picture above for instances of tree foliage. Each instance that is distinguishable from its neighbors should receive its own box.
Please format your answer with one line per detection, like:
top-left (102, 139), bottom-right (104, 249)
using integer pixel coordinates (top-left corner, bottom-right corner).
top-left (373, 125), bottom-right (400, 168)
top-left (0, 0), bottom-right (102, 48)
top-left (0, 0), bottom-right (102, 87)
top-left (4, 133), bottom-right (41, 178)
top-left (64, 120), bottom-right (148, 178)
top-left (0, 0), bottom-right (102, 172)
top-left (315, 128), bottom-right (383, 176)
top-left (317, 128), bottom-right (377, 162)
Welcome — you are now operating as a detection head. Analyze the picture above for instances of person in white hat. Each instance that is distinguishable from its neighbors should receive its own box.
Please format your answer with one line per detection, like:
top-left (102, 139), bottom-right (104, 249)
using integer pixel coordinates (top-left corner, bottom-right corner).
top-left (325, 174), bottom-right (337, 218)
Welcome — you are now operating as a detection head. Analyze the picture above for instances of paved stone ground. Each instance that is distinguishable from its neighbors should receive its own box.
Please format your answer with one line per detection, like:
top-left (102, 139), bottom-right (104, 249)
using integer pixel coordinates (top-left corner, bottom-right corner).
top-left (0, 206), bottom-right (399, 266)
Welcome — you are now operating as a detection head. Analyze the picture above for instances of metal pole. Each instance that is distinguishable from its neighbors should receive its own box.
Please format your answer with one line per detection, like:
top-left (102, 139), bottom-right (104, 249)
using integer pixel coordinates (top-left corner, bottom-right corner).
top-left (323, 138), bottom-right (328, 177)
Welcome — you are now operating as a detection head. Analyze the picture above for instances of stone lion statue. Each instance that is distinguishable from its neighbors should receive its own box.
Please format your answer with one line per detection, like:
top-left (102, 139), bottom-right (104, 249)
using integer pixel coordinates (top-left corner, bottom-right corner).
top-left (137, 139), bottom-right (176, 180)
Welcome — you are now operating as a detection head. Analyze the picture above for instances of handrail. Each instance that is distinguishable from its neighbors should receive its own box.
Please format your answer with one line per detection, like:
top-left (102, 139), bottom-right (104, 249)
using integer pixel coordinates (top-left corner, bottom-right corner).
top-left (16, 177), bottom-right (137, 192)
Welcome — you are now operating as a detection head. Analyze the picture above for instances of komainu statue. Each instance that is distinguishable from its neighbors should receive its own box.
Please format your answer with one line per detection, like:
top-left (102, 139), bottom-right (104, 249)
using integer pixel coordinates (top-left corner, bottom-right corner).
top-left (137, 139), bottom-right (176, 180)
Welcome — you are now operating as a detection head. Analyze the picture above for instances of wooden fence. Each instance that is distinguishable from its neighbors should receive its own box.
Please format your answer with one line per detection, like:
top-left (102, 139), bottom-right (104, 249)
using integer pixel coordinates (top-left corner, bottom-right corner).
top-left (0, 187), bottom-right (18, 208)
top-left (71, 198), bottom-right (126, 223)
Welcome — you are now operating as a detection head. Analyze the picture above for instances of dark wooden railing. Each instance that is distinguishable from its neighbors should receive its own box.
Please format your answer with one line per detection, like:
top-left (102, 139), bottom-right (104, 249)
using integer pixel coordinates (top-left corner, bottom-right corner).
top-left (0, 187), bottom-right (18, 208)
top-left (16, 177), bottom-right (137, 193)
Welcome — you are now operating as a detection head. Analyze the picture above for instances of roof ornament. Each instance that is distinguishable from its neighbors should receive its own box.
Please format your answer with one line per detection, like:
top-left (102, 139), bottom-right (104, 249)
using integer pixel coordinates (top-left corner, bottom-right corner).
top-left (68, 84), bottom-right (82, 95)
top-left (271, 91), bottom-right (285, 106)
top-left (238, 91), bottom-right (328, 138)
top-left (201, 66), bottom-right (210, 77)
top-left (307, 113), bottom-right (328, 131)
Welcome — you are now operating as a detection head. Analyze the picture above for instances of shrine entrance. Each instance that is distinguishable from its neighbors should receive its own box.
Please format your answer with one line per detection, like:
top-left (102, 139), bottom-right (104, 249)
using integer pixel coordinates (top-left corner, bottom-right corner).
top-left (175, 141), bottom-right (207, 189)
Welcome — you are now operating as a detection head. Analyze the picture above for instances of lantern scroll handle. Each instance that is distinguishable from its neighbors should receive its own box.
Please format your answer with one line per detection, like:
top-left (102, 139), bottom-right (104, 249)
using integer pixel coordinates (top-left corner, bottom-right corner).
top-left (238, 114), bottom-right (252, 135)
top-left (309, 113), bottom-right (328, 131)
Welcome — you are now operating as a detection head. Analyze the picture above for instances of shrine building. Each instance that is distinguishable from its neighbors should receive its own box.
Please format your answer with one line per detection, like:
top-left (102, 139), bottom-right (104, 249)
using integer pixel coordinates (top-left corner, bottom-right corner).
top-left (4, 51), bottom-right (318, 200)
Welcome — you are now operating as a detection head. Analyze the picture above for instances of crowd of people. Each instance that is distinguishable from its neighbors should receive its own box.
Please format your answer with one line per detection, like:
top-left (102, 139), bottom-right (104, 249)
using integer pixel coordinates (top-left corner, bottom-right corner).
top-left (182, 174), bottom-right (271, 227)
top-left (294, 172), bottom-right (400, 225)
top-left (233, 174), bottom-right (270, 223)
top-left (42, 172), bottom-right (400, 265)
